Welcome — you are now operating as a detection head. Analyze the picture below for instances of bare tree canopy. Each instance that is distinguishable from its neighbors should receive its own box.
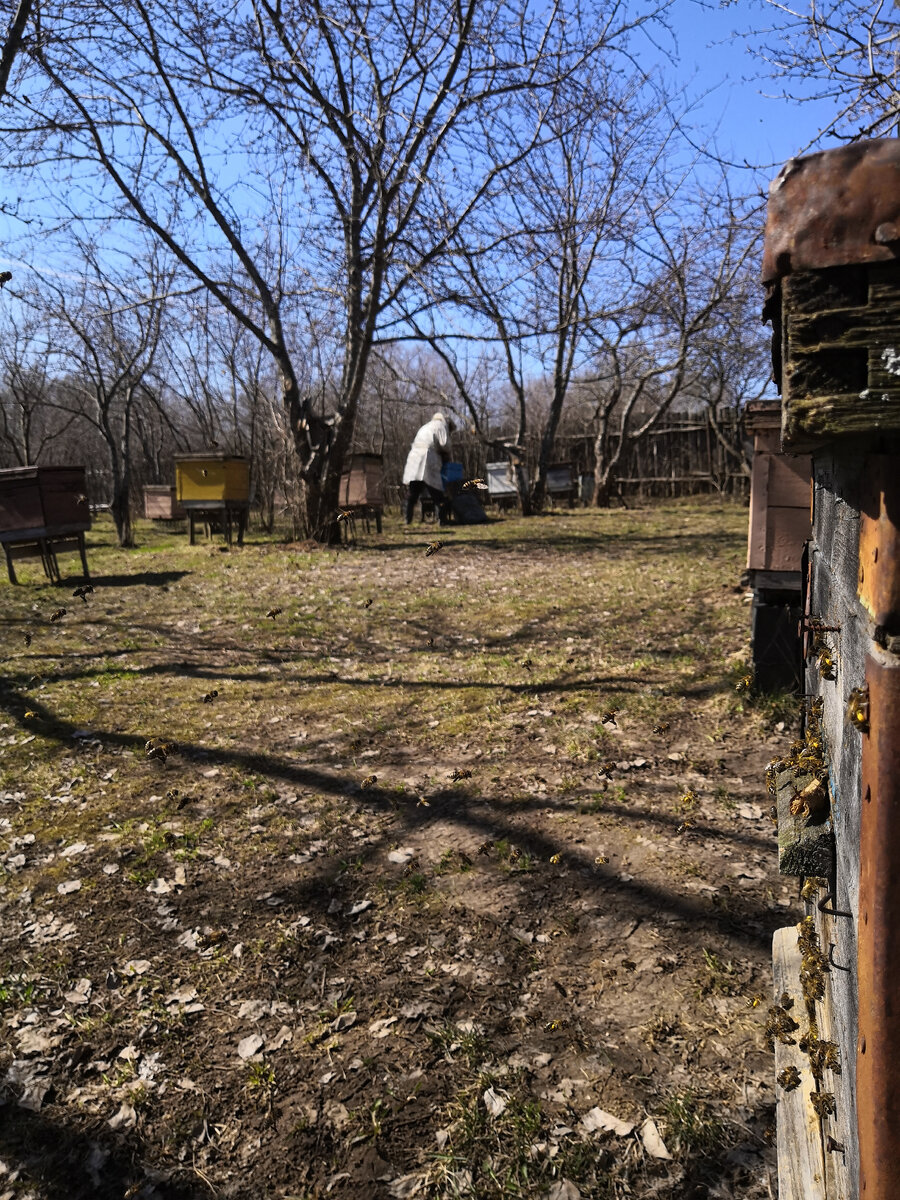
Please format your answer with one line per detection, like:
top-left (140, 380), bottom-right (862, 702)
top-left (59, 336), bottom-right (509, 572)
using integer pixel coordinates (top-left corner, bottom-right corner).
top-left (2, 0), bottom-right (676, 537)
top-left (745, 0), bottom-right (900, 141)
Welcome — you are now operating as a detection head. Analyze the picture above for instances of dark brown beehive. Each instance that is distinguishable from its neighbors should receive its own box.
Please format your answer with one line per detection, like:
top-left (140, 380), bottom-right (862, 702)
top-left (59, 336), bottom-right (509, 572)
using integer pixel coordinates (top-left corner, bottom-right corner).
top-left (744, 399), bottom-right (810, 578)
top-left (0, 466), bottom-right (91, 536)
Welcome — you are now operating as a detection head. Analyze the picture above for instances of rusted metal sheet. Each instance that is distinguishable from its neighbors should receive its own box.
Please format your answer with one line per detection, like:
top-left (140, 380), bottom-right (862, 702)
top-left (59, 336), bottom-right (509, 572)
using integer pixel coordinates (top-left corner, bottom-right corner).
top-left (859, 456), bottom-right (900, 630)
top-left (763, 139), bottom-right (900, 285)
top-left (858, 650), bottom-right (900, 1199)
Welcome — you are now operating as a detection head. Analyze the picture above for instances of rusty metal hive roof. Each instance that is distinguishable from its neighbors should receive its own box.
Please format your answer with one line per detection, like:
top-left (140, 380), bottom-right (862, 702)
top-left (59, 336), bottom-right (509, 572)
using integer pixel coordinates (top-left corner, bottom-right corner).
top-left (762, 138), bottom-right (900, 284)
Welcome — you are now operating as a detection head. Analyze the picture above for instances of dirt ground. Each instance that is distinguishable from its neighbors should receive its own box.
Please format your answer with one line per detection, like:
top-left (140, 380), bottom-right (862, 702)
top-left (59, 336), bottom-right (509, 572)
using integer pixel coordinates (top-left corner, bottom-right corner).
top-left (0, 500), bottom-right (798, 1199)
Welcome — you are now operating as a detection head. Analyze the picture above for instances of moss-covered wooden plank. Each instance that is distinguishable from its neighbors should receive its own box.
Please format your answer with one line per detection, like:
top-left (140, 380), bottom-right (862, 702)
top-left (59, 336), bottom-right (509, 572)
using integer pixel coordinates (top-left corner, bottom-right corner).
top-left (777, 769), bottom-right (835, 876)
top-left (783, 391), bottom-right (900, 451)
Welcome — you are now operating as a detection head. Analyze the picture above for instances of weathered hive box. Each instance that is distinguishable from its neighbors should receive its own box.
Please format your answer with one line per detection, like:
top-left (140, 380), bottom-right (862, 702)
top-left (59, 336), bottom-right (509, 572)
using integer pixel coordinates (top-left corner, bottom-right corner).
top-left (745, 399), bottom-right (811, 583)
top-left (762, 137), bottom-right (900, 1200)
top-left (174, 453), bottom-right (249, 505)
top-left (339, 454), bottom-right (384, 508)
top-left (0, 466), bottom-right (91, 536)
top-left (143, 485), bottom-right (186, 520)
top-left (546, 462), bottom-right (575, 498)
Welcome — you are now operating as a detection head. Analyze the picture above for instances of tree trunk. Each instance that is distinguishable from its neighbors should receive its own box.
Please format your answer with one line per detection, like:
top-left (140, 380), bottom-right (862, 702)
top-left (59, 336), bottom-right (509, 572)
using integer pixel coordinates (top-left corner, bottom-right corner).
top-left (110, 476), bottom-right (133, 547)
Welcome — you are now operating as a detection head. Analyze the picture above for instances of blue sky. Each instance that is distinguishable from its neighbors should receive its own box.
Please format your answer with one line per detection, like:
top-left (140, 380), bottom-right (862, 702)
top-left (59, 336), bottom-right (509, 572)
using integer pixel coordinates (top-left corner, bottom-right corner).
top-left (668, 0), bottom-right (841, 175)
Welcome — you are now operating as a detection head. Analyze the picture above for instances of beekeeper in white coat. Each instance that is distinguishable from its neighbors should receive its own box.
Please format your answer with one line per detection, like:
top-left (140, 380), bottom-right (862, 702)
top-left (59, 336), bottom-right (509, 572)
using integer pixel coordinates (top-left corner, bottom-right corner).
top-left (402, 412), bottom-right (455, 525)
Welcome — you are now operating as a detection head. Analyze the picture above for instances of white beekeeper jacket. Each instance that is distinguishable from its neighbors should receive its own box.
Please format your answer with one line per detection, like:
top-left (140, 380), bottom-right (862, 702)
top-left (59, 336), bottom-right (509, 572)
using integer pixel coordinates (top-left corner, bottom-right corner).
top-left (402, 414), bottom-right (450, 491)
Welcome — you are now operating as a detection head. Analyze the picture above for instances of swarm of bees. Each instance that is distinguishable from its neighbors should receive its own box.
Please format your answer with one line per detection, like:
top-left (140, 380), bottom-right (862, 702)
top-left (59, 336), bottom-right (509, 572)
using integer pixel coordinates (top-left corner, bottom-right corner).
top-left (360, 774), bottom-right (377, 789)
top-left (808, 1036), bottom-right (841, 1079)
top-left (146, 737), bottom-right (175, 764)
top-left (266, 607), bottom-right (282, 619)
top-left (72, 584), bottom-right (94, 603)
top-left (462, 479), bottom-right (486, 491)
top-left (450, 768), bottom-right (472, 781)
top-left (846, 685), bottom-right (869, 733)
top-left (49, 608), bottom-right (67, 623)
top-left (764, 994), bottom-right (799, 1049)
top-left (777, 1065), bottom-right (801, 1091)
top-left (798, 915), bottom-right (829, 1008)
top-left (202, 690), bottom-right (219, 703)
top-left (425, 540), bottom-right (444, 557)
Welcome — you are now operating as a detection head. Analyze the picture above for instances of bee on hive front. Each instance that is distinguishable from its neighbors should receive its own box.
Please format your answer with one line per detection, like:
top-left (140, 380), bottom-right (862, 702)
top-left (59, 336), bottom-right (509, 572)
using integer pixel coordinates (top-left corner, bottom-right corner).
top-left (424, 540), bottom-right (444, 557)
top-left (846, 685), bottom-right (869, 732)
top-left (810, 1091), bottom-right (836, 1119)
top-left (777, 1065), bottom-right (801, 1091)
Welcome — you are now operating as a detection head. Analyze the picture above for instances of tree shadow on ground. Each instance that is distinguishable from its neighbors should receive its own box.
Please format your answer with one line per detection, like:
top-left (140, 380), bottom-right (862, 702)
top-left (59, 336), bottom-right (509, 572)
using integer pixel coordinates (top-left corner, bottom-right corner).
top-left (0, 1103), bottom-right (206, 1200)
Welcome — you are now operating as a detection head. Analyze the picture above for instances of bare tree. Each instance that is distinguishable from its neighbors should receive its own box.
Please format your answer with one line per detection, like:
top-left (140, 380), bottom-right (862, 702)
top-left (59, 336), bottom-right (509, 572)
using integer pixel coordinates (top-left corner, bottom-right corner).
top-left (746, 0), bottom-right (900, 141)
top-left (27, 236), bottom-right (173, 546)
top-left (5, 0), bottom-right (672, 539)
top-left (585, 185), bottom-right (761, 505)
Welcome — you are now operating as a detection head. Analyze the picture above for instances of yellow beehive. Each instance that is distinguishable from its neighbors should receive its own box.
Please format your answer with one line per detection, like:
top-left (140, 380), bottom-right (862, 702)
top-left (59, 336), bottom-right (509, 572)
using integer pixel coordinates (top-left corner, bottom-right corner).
top-left (174, 454), bottom-right (249, 504)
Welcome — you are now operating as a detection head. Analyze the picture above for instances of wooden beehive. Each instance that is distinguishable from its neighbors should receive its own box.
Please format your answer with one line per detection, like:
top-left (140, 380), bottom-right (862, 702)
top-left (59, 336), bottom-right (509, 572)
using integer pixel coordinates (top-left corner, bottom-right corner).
top-left (174, 453), bottom-right (249, 504)
top-left (0, 466), bottom-right (91, 536)
top-left (338, 454), bottom-right (384, 507)
top-left (143, 485), bottom-right (186, 520)
top-left (745, 400), bottom-right (811, 579)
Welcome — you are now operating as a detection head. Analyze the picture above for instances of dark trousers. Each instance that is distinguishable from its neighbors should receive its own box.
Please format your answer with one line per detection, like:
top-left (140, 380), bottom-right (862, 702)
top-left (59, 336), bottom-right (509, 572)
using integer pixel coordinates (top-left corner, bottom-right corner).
top-left (405, 480), bottom-right (450, 525)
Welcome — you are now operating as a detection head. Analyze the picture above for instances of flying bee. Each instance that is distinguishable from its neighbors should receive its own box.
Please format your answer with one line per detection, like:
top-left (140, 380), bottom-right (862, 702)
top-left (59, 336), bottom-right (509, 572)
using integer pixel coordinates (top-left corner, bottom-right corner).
top-left (478, 840), bottom-right (494, 856)
top-left (508, 847), bottom-right (521, 863)
top-left (23, 632), bottom-right (32, 647)
top-left (424, 540), bottom-right (444, 557)
top-left (360, 774), bottom-right (377, 789)
top-left (747, 995), bottom-right (762, 1009)
top-left (166, 788), bottom-right (181, 802)
top-left (777, 1065), bottom-right (801, 1091)
top-left (680, 788), bottom-right (698, 808)
top-left (735, 673), bottom-right (753, 693)
top-left (426, 637), bottom-right (435, 647)
top-left (75, 492), bottom-right (88, 505)
top-left (810, 1091), bottom-right (836, 1119)
top-left (201, 690), bottom-right (219, 703)
top-left (416, 795), bottom-right (430, 807)
top-left (550, 853), bottom-right (562, 864)
top-left (801, 876), bottom-right (828, 902)
top-left (594, 854), bottom-right (609, 864)
top-left (49, 608), bottom-right (67, 623)
top-left (450, 768), bottom-right (472, 781)
top-left (363, 598), bottom-right (373, 609)
top-left (266, 607), bottom-right (282, 619)
top-left (544, 1019), bottom-right (569, 1032)
top-left (72, 584), bottom-right (94, 602)
top-left (652, 722), bottom-right (670, 734)
top-left (600, 708), bottom-right (619, 726)
top-left (462, 478), bottom-right (486, 491)
top-left (846, 685), bottom-right (869, 733)
top-left (520, 658), bottom-right (533, 670)
top-left (24, 710), bottom-right (37, 720)
top-left (145, 738), bottom-right (174, 763)
top-left (597, 760), bottom-right (616, 779)
top-left (565, 655), bottom-right (576, 664)
top-left (336, 509), bottom-right (354, 523)
top-left (676, 817), bottom-right (695, 834)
